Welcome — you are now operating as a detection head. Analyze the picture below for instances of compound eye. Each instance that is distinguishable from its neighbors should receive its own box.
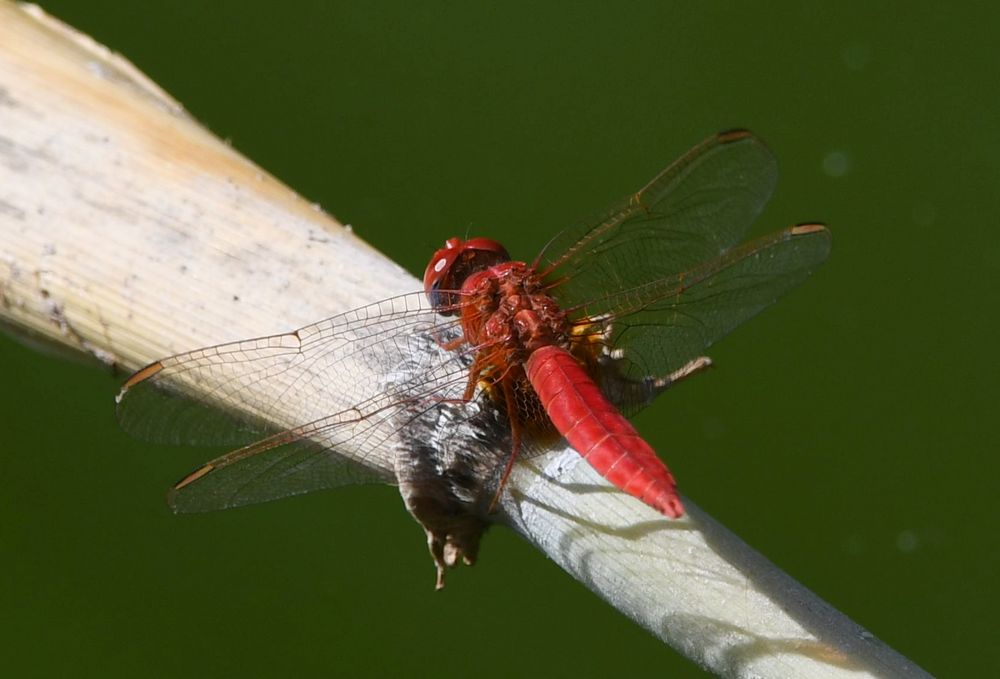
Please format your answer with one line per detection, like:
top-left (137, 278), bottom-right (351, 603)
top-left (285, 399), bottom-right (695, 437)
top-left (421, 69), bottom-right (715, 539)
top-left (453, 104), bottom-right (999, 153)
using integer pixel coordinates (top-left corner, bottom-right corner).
top-left (423, 238), bottom-right (463, 295)
top-left (423, 236), bottom-right (511, 314)
top-left (460, 237), bottom-right (509, 261)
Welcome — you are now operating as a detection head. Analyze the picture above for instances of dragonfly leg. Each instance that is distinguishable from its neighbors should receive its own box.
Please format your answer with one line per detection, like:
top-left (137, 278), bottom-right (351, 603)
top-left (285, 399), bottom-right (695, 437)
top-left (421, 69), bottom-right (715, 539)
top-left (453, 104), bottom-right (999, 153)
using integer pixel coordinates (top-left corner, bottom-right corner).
top-left (488, 377), bottom-right (522, 513)
top-left (441, 335), bottom-right (466, 351)
top-left (639, 355), bottom-right (714, 401)
top-left (600, 354), bottom-right (713, 408)
top-left (661, 355), bottom-right (713, 387)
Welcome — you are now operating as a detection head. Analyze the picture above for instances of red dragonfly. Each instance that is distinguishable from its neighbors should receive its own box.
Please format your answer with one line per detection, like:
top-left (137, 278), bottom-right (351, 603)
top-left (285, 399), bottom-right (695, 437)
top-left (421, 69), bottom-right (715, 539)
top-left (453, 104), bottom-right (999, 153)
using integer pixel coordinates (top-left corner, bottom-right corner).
top-left (116, 130), bottom-right (830, 586)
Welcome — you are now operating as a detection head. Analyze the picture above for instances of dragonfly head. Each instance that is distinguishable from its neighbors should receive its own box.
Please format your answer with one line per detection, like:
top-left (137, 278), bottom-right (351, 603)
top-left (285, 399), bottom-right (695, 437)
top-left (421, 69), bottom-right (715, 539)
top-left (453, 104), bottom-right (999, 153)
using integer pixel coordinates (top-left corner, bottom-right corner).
top-left (424, 237), bottom-right (510, 314)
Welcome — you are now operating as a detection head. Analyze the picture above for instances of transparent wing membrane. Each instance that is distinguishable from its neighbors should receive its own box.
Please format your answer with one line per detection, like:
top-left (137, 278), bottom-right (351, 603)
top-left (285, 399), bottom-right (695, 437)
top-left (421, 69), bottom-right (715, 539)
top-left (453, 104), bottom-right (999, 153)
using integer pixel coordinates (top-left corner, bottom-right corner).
top-left (540, 130), bottom-right (778, 311)
top-left (117, 293), bottom-right (456, 446)
top-left (166, 370), bottom-right (473, 512)
top-left (116, 293), bottom-right (475, 511)
top-left (578, 224), bottom-right (831, 392)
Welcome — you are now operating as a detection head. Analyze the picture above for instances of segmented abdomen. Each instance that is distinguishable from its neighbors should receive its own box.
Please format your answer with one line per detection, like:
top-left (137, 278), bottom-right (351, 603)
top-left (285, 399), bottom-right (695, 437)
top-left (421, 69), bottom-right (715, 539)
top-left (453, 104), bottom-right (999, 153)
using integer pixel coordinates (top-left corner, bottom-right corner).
top-left (525, 344), bottom-right (683, 518)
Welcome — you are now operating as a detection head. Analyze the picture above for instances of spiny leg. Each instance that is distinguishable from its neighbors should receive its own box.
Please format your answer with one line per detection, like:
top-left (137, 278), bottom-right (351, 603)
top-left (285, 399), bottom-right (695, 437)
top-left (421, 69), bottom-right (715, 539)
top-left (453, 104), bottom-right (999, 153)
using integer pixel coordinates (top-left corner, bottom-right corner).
top-left (488, 374), bottom-right (523, 514)
top-left (640, 355), bottom-right (714, 402)
top-left (663, 355), bottom-right (713, 386)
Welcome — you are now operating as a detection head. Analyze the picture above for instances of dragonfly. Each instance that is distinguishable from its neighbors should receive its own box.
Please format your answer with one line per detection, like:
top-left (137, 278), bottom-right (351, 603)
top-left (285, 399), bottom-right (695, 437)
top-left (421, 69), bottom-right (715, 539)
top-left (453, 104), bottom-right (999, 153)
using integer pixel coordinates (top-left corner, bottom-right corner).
top-left (116, 129), bottom-right (831, 587)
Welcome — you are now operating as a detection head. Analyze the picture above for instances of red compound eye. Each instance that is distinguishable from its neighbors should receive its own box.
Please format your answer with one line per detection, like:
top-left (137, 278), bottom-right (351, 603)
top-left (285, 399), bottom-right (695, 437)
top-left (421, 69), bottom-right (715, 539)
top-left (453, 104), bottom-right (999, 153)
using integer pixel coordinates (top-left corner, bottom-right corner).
top-left (424, 237), bottom-right (510, 313)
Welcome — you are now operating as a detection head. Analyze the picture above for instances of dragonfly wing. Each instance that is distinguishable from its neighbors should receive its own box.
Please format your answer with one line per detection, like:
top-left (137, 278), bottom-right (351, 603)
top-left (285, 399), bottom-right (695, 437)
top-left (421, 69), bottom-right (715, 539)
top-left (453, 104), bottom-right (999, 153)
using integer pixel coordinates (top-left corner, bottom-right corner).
top-left (540, 130), bottom-right (778, 312)
top-left (582, 224), bottom-right (831, 411)
top-left (116, 290), bottom-right (484, 507)
top-left (166, 370), bottom-right (473, 512)
top-left (116, 292), bottom-right (460, 447)
top-left (168, 415), bottom-right (393, 512)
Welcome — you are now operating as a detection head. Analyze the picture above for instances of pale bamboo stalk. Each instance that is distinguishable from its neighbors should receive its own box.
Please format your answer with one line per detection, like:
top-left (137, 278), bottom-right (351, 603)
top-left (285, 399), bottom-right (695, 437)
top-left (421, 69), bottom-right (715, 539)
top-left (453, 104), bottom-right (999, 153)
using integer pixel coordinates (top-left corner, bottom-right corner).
top-left (0, 4), bottom-right (928, 677)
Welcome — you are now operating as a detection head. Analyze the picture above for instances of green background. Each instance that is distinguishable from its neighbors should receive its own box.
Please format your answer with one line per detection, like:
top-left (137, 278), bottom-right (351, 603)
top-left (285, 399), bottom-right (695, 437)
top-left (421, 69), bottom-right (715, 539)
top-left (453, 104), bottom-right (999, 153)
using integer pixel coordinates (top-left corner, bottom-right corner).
top-left (2, 2), bottom-right (996, 676)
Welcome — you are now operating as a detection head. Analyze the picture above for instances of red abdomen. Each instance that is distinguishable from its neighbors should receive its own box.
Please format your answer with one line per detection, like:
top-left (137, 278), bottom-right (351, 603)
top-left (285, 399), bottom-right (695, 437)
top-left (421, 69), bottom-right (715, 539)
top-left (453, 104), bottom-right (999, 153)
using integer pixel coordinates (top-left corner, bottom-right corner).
top-left (525, 345), bottom-right (684, 518)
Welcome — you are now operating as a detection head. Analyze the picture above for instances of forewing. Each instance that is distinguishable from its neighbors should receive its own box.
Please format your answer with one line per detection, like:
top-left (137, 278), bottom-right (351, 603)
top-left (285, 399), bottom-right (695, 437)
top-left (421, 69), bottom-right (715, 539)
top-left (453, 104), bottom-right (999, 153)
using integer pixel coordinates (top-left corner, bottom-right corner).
top-left (116, 291), bottom-right (479, 508)
top-left (116, 292), bottom-right (456, 446)
top-left (539, 130), bottom-right (778, 311)
top-left (587, 224), bottom-right (831, 402)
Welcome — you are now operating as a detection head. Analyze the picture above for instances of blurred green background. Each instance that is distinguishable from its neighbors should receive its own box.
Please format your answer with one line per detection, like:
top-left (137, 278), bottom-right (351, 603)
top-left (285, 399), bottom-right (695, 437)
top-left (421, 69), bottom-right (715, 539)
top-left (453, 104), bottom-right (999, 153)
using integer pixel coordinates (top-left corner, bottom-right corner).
top-left (2, 1), bottom-right (996, 676)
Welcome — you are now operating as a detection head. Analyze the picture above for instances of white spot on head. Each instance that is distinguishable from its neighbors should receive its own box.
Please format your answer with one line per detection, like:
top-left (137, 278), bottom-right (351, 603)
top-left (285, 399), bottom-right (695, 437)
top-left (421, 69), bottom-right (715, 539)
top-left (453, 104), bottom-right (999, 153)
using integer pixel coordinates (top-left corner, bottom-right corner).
top-left (434, 258), bottom-right (448, 273)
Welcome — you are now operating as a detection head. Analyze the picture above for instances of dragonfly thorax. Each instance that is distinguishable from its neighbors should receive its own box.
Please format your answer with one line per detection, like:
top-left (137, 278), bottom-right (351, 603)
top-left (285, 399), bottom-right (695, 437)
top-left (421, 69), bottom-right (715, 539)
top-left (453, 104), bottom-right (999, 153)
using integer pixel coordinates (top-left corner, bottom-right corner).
top-left (460, 261), bottom-right (570, 357)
